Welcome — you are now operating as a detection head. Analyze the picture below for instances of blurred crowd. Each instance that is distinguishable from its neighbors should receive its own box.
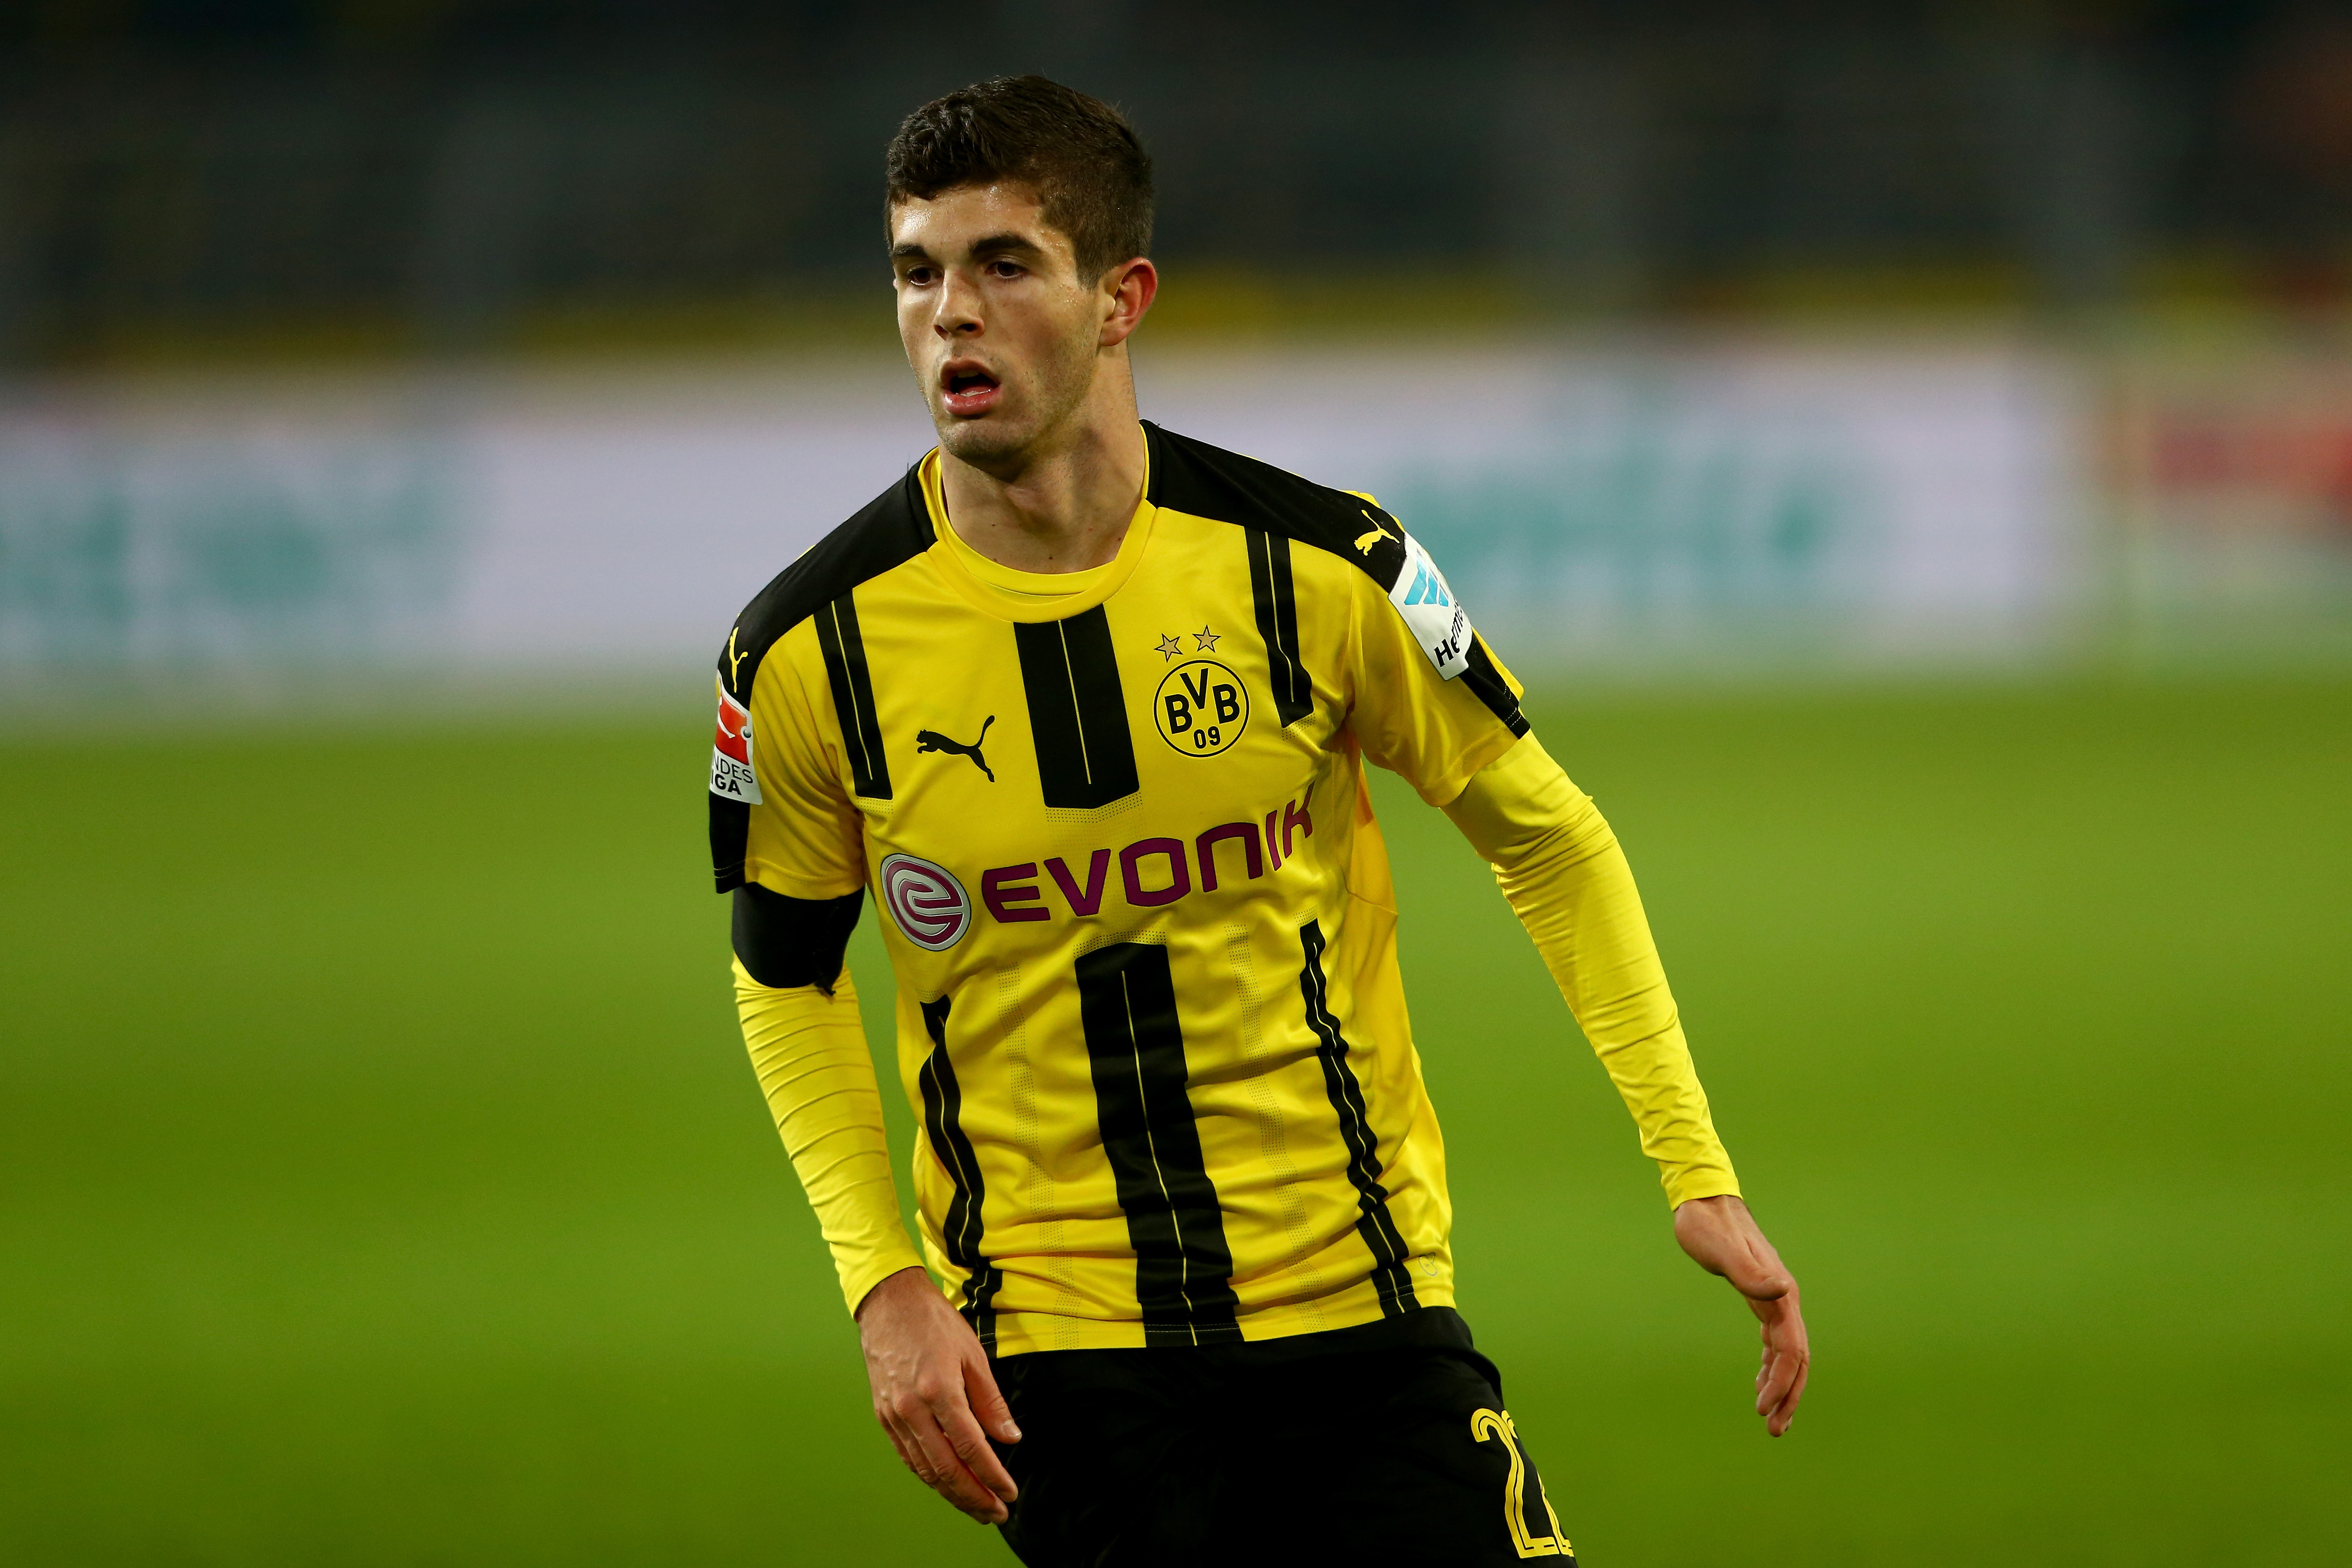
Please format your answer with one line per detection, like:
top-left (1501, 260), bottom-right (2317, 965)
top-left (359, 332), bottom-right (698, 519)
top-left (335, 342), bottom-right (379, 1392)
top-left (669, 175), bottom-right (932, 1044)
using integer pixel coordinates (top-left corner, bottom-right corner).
top-left (1, 1), bottom-right (2350, 363)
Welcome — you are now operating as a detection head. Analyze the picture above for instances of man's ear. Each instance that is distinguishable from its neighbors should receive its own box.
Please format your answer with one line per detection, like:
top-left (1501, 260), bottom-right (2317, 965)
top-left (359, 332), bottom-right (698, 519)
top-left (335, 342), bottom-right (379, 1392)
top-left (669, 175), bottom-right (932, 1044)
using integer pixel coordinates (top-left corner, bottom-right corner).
top-left (1099, 257), bottom-right (1158, 349)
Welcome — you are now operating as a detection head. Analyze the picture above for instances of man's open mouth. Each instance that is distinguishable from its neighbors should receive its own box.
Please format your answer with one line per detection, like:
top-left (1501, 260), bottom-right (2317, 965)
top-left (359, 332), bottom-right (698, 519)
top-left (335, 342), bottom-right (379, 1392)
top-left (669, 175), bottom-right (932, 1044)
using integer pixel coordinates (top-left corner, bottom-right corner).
top-left (940, 361), bottom-right (1002, 417)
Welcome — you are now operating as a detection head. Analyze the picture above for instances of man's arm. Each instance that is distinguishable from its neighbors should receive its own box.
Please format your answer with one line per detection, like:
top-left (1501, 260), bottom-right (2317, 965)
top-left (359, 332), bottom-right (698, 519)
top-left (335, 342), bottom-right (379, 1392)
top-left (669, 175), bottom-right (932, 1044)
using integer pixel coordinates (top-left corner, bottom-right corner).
top-left (1441, 733), bottom-right (1811, 1436)
top-left (733, 886), bottom-right (920, 1313)
top-left (733, 886), bottom-right (1021, 1518)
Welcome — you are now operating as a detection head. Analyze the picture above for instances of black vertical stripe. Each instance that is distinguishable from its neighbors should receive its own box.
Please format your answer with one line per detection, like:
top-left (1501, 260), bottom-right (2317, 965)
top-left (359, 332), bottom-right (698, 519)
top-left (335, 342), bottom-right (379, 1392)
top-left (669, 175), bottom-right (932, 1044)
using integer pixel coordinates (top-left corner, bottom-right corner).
top-left (1014, 608), bottom-right (1140, 809)
top-left (916, 996), bottom-right (1001, 1349)
top-left (1075, 943), bottom-right (1242, 1346)
top-left (814, 591), bottom-right (892, 799)
top-left (1245, 527), bottom-right (1313, 727)
top-left (1461, 634), bottom-right (1531, 739)
top-left (1298, 918), bottom-right (1420, 1317)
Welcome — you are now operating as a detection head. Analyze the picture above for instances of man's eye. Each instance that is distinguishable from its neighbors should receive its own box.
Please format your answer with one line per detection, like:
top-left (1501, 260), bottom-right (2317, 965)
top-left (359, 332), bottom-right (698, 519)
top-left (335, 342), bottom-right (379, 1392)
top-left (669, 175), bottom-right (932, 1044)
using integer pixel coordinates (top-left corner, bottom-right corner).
top-left (988, 260), bottom-right (1024, 278)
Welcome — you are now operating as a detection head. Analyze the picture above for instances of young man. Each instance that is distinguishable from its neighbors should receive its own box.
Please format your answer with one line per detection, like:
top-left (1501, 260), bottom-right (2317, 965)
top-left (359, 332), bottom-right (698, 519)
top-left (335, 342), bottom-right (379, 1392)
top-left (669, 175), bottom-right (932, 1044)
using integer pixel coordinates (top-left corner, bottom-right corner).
top-left (711, 76), bottom-right (1808, 1564)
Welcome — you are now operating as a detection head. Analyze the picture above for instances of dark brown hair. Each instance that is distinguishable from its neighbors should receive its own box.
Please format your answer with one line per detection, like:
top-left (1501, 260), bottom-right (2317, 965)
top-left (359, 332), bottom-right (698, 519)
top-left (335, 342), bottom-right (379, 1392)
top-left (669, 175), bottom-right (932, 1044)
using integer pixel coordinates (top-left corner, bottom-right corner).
top-left (884, 75), bottom-right (1154, 278)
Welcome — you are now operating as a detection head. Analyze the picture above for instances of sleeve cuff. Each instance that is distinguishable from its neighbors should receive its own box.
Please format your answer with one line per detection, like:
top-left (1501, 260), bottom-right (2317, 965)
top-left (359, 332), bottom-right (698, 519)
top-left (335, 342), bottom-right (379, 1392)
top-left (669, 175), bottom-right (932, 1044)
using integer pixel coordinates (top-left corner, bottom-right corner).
top-left (1664, 1170), bottom-right (1744, 1210)
top-left (839, 1249), bottom-right (930, 1318)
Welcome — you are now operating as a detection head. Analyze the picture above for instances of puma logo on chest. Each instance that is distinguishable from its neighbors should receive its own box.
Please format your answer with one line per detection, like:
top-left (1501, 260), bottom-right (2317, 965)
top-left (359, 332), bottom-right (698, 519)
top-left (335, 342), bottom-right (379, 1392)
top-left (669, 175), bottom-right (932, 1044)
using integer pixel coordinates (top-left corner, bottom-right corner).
top-left (916, 716), bottom-right (996, 782)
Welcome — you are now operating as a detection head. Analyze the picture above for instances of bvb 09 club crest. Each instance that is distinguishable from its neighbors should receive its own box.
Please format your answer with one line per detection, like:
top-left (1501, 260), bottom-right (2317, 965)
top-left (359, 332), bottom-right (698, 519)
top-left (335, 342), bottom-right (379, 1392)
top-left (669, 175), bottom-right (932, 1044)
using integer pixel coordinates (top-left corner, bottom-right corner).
top-left (1153, 659), bottom-right (1248, 756)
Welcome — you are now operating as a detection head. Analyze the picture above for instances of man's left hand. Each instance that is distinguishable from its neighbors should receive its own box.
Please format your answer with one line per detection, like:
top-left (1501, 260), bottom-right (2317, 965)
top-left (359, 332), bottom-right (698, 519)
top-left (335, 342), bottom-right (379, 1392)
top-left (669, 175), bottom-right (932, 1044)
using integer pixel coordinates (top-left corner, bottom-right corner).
top-left (1672, 1194), bottom-right (1810, 1436)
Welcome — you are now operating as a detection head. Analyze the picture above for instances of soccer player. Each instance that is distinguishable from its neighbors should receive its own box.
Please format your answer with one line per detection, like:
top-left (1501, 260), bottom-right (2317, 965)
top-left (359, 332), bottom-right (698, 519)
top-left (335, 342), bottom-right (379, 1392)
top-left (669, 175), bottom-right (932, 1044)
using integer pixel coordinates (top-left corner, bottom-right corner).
top-left (710, 75), bottom-right (1808, 1564)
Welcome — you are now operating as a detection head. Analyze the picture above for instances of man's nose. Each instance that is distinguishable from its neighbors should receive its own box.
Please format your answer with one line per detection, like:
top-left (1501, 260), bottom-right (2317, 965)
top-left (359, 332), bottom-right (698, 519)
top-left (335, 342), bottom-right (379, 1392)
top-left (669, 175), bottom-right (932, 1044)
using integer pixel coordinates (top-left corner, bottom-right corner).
top-left (934, 270), bottom-right (983, 337)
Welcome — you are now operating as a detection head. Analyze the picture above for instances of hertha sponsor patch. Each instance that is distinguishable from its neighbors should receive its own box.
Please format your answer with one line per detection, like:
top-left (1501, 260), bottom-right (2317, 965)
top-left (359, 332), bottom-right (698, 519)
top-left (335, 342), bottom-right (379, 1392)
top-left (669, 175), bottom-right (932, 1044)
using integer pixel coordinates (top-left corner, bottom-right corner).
top-left (878, 853), bottom-right (970, 951)
top-left (1387, 531), bottom-right (1474, 680)
top-left (710, 689), bottom-right (762, 804)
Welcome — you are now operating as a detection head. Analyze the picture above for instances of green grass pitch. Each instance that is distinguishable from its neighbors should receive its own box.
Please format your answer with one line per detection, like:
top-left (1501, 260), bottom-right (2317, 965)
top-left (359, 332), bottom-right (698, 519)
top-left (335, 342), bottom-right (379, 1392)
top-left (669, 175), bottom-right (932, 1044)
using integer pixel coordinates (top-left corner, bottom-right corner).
top-left (2, 679), bottom-right (2345, 1564)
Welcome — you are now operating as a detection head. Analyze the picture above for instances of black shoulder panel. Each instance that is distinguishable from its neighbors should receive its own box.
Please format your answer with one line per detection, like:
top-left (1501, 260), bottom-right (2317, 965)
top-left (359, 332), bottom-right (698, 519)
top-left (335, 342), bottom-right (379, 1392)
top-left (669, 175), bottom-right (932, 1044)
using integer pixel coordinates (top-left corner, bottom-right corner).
top-left (711, 464), bottom-right (932, 892)
top-left (1143, 421), bottom-right (1411, 593)
top-left (1144, 421), bottom-right (1529, 741)
top-left (716, 465), bottom-right (934, 706)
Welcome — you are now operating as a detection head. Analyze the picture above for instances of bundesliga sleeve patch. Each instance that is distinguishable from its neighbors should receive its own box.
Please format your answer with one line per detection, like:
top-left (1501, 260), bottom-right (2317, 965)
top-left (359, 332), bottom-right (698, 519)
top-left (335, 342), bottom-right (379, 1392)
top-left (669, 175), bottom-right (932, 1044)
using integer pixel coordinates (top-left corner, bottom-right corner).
top-left (710, 689), bottom-right (763, 804)
top-left (1387, 531), bottom-right (1475, 680)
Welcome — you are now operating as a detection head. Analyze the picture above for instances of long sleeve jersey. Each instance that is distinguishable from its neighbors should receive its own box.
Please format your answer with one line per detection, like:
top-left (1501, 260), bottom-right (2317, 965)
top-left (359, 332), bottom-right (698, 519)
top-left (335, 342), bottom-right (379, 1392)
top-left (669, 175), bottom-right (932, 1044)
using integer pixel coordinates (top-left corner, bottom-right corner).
top-left (711, 423), bottom-right (1738, 1355)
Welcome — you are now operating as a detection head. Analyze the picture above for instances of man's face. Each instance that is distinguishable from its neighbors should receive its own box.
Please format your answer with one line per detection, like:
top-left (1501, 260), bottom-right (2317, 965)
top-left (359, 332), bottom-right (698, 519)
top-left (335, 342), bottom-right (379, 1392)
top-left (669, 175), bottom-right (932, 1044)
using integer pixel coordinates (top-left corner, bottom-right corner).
top-left (890, 183), bottom-right (1105, 470)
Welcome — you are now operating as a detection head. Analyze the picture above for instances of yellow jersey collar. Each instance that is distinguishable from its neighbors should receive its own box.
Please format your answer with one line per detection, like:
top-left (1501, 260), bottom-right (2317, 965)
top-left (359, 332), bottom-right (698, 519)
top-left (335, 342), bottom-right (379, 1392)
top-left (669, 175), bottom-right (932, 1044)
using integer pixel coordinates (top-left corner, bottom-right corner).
top-left (919, 434), bottom-right (1157, 624)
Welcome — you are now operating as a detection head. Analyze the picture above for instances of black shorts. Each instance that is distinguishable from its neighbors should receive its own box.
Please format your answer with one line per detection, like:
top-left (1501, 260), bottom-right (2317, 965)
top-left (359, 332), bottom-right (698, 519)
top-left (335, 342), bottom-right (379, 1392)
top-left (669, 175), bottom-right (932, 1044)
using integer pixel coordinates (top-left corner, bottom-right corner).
top-left (989, 1308), bottom-right (1574, 1566)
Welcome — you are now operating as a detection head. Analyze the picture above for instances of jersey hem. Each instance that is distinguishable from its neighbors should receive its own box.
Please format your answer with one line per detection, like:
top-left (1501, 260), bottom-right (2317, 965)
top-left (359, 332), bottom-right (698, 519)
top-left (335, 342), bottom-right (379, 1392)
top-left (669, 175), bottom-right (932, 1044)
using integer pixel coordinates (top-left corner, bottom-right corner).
top-left (982, 1283), bottom-right (1458, 1358)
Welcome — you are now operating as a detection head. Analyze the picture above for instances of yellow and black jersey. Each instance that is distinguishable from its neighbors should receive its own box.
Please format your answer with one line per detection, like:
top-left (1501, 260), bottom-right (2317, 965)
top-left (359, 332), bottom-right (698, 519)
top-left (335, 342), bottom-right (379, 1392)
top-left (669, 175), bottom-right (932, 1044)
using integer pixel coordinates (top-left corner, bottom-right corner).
top-left (708, 421), bottom-right (1533, 1357)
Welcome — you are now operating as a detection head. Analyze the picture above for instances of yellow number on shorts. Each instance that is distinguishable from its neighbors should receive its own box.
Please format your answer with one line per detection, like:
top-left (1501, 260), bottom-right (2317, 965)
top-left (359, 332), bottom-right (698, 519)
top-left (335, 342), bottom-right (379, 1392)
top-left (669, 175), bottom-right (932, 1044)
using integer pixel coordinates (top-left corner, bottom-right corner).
top-left (1470, 1407), bottom-right (1571, 1560)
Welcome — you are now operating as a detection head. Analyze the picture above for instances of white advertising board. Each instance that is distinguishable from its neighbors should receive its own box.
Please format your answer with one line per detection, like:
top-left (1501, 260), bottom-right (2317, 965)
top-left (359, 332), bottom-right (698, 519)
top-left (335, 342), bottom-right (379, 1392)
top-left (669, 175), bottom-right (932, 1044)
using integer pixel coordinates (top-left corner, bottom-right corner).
top-left (0, 344), bottom-right (2084, 690)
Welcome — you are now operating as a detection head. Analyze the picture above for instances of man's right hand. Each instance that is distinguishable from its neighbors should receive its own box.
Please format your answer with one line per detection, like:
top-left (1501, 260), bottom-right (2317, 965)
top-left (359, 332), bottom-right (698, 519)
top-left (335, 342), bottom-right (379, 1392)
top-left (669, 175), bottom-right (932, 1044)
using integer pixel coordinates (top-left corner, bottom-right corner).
top-left (855, 1266), bottom-right (1023, 1524)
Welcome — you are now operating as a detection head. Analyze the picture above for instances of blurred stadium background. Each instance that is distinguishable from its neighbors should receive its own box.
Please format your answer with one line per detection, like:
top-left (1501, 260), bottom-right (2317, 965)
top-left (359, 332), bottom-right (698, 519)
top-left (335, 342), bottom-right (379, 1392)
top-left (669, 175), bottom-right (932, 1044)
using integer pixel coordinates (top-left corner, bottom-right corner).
top-left (3, 3), bottom-right (2347, 1564)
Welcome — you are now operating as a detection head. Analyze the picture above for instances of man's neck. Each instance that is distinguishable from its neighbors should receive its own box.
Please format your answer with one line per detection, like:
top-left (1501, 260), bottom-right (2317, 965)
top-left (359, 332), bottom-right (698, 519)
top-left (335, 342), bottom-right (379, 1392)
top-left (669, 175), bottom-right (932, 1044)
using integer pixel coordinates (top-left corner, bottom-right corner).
top-left (938, 366), bottom-right (1148, 575)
